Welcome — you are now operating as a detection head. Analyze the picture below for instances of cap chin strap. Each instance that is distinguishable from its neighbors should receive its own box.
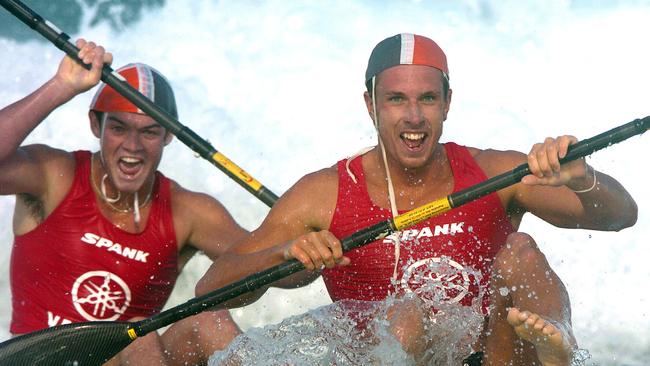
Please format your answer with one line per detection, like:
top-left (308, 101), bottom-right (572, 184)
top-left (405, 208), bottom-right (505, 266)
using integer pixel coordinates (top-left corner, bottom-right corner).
top-left (344, 146), bottom-right (374, 184)
top-left (100, 174), bottom-right (121, 203)
top-left (133, 192), bottom-right (141, 225)
top-left (99, 175), bottom-right (143, 226)
top-left (370, 76), bottom-right (401, 282)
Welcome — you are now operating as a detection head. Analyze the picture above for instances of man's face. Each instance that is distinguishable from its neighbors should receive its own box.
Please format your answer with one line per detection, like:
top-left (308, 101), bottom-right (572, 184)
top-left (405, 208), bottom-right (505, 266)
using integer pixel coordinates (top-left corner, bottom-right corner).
top-left (91, 111), bottom-right (171, 193)
top-left (365, 65), bottom-right (452, 170)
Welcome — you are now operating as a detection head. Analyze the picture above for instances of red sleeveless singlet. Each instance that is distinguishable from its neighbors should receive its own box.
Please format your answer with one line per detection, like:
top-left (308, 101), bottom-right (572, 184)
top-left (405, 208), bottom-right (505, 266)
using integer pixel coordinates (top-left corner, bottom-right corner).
top-left (322, 142), bottom-right (514, 311)
top-left (10, 150), bottom-right (178, 334)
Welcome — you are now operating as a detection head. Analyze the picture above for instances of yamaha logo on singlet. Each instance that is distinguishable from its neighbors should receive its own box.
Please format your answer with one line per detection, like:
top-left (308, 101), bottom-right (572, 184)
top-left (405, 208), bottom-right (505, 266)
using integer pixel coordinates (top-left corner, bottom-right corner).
top-left (71, 271), bottom-right (132, 321)
top-left (399, 257), bottom-right (472, 305)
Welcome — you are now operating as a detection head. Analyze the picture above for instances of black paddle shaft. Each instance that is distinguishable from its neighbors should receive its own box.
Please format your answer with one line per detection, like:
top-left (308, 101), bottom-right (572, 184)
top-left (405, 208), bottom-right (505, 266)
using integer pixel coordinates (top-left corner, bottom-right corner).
top-left (134, 115), bottom-right (649, 335)
top-left (0, 0), bottom-right (279, 207)
top-left (449, 115), bottom-right (650, 207)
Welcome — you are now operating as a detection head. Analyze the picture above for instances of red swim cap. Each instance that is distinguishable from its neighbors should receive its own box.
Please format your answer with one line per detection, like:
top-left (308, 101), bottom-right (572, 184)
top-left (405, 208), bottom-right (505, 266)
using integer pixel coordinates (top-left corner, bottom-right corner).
top-left (365, 33), bottom-right (449, 84)
top-left (89, 63), bottom-right (178, 119)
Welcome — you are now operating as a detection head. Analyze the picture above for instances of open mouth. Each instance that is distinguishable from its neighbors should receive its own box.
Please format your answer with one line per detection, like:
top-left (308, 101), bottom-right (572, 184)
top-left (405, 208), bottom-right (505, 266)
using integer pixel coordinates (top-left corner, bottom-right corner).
top-left (117, 157), bottom-right (144, 179)
top-left (400, 132), bottom-right (427, 150)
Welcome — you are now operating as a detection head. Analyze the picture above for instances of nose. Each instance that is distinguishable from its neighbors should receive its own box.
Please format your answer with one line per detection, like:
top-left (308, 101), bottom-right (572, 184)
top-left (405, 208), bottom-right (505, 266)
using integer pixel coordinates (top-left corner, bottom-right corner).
top-left (405, 101), bottom-right (424, 126)
top-left (122, 130), bottom-right (143, 151)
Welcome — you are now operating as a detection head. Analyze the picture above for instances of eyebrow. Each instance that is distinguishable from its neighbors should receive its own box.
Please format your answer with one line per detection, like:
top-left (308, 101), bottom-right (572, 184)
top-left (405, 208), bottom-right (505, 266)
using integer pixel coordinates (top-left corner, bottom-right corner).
top-left (106, 116), bottom-right (162, 130)
top-left (421, 90), bottom-right (440, 97)
top-left (383, 90), bottom-right (440, 97)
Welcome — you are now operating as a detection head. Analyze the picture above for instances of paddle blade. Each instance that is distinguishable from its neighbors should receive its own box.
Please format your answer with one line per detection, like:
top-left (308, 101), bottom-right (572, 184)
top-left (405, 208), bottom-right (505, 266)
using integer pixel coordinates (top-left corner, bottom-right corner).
top-left (0, 321), bottom-right (133, 365)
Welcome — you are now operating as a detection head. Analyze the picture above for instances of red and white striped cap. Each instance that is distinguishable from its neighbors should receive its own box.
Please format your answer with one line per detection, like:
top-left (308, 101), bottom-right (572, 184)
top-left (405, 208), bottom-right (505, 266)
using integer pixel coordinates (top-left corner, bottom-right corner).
top-left (90, 63), bottom-right (178, 119)
top-left (365, 33), bottom-right (449, 83)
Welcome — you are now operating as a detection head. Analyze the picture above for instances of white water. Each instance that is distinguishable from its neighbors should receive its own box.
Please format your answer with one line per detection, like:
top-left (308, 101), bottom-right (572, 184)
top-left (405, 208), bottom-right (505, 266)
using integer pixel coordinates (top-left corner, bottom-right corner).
top-left (210, 258), bottom-right (488, 365)
top-left (1, 1), bottom-right (649, 364)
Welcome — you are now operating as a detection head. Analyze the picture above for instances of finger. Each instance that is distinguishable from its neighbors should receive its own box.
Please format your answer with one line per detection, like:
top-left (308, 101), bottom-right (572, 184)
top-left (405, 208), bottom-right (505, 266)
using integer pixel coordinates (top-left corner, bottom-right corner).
top-left (308, 234), bottom-right (334, 268)
top-left (322, 231), bottom-right (344, 263)
top-left (536, 138), bottom-right (554, 176)
top-left (79, 43), bottom-right (92, 64)
top-left (545, 138), bottom-right (561, 173)
top-left (75, 38), bottom-right (87, 58)
top-left (338, 256), bottom-right (351, 266)
top-left (527, 145), bottom-right (543, 178)
top-left (89, 46), bottom-right (106, 80)
top-left (284, 239), bottom-right (315, 270)
top-left (301, 234), bottom-right (325, 270)
top-left (288, 240), bottom-right (318, 271)
top-left (81, 41), bottom-right (98, 64)
top-left (557, 135), bottom-right (578, 159)
top-left (291, 248), bottom-right (316, 271)
top-left (103, 51), bottom-right (114, 67)
top-left (313, 234), bottom-right (338, 268)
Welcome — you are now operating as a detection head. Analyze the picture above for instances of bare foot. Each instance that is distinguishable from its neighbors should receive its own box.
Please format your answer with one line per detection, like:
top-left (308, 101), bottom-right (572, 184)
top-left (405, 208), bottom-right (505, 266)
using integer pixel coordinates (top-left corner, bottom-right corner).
top-left (507, 308), bottom-right (575, 366)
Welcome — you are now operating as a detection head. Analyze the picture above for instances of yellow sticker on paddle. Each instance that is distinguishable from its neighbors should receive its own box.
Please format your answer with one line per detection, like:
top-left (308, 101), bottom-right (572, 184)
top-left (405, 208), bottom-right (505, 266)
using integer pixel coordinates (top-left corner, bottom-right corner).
top-left (127, 328), bottom-right (138, 340)
top-left (212, 152), bottom-right (263, 191)
top-left (393, 198), bottom-right (452, 230)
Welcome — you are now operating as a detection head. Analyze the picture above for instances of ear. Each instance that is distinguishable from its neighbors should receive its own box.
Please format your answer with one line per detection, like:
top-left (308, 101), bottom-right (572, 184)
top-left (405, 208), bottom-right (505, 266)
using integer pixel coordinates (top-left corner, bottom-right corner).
top-left (363, 91), bottom-right (375, 122)
top-left (164, 131), bottom-right (174, 146)
top-left (443, 88), bottom-right (453, 121)
top-left (89, 111), bottom-right (101, 138)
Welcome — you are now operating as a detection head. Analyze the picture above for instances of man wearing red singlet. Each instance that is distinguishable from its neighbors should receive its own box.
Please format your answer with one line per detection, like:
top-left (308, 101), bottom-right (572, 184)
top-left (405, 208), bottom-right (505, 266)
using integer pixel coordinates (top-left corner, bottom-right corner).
top-left (0, 40), bottom-right (246, 365)
top-left (197, 34), bottom-right (638, 365)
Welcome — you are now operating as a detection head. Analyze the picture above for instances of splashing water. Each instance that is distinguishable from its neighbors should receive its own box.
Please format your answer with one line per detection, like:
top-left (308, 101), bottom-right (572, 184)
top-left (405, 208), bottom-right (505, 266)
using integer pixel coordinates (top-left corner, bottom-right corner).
top-left (209, 299), bottom-right (413, 366)
top-left (209, 254), bottom-right (596, 366)
top-left (210, 258), bottom-right (486, 366)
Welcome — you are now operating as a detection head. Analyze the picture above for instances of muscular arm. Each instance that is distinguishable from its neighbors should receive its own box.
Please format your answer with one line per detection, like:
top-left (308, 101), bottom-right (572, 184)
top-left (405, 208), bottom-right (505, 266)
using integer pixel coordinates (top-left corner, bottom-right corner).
top-left (195, 167), bottom-right (340, 306)
top-left (0, 80), bottom-right (78, 198)
top-left (477, 142), bottom-right (637, 231)
top-left (0, 39), bottom-right (111, 198)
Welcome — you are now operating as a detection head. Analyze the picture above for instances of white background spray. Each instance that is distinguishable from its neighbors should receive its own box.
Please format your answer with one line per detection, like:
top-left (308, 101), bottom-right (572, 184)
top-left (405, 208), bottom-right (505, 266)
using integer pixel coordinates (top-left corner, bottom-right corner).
top-left (0, 1), bottom-right (648, 364)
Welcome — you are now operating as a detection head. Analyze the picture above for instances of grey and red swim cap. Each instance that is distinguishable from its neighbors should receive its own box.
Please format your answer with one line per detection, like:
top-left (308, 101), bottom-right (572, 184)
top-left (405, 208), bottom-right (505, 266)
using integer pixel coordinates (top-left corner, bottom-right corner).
top-left (365, 33), bottom-right (449, 84)
top-left (90, 63), bottom-right (178, 119)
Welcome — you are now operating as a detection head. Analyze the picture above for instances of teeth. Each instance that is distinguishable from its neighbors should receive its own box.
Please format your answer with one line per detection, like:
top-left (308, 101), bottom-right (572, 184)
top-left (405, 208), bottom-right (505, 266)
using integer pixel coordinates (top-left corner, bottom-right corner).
top-left (121, 157), bottom-right (141, 163)
top-left (401, 132), bottom-right (425, 141)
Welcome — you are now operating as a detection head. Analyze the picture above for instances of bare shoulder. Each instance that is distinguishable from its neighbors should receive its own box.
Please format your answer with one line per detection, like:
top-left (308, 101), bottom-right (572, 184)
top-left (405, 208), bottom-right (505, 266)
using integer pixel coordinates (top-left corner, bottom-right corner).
top-left (289, 164), bottom-right (339, 197)
top-left (21, 144), bottom-right (75, 174)
top-left (168, 179), bottom-right (230, 219)
top-left (238, 164), bottom-right (340, 254)
top-left (469, 146), bottom-right (527, 178)
top-left (6, 144), bottom-right (75, 196)
top-left (167, 178), bottom-right (246, 255)
top-left (276, 164), bottom-right (339, 221)
top-left (23, 143), bottom-right (73, 159)
top-left (7, 145), bottom-right (76, 232)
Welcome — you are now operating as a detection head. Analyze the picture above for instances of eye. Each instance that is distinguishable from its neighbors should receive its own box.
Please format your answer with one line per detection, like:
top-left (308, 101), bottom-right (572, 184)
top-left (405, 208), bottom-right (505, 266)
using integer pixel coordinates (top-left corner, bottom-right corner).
top-left (142, 128), bottom-right (163, 138)
top-left (110, 125), bottom-right (125, 133)
top-left (421, 94), bottom-right (436, 103)
top-left (388, 95), bottom-right (404, 103)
